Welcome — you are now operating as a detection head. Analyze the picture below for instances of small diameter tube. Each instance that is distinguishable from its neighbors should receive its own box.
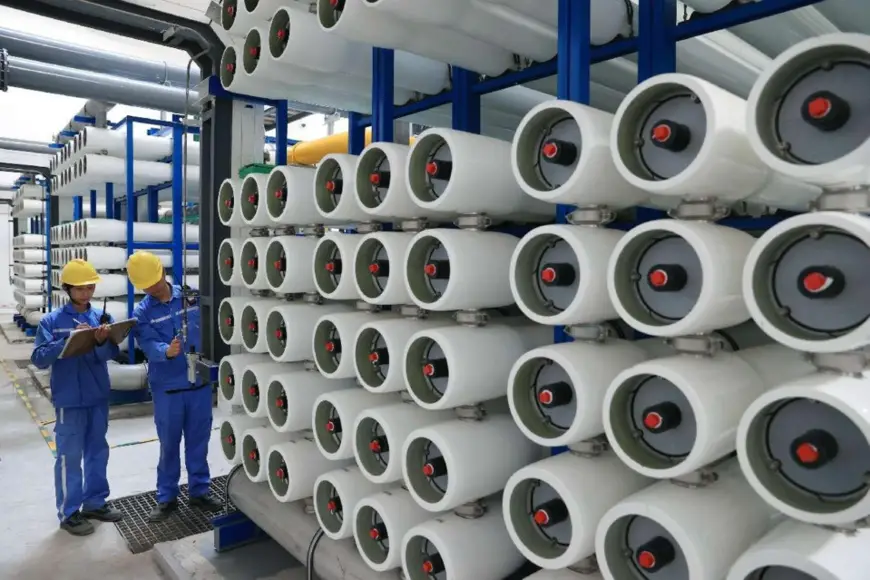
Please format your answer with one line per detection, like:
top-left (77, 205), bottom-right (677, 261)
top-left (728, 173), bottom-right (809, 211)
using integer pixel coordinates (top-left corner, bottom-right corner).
top-left (314, 153), bottom-right (370, 222)
top-left (266, 371), bottom-right (356, 434)
top-left (314, 466), bottom-right (388, 540)
top-left (266, 302), bottom-right (354, 363)
top-left (313, 312), bottom-right (395, 379)
top-left (241, 362), bottom-right (302, 419)
top-left (264, 235), bottom-right (319, 294)
top-left (313, 389), bottom-right (403, 461)
top-left (217, 177), bottom-right (244, 226)
top-left (218, 297), bottom-right (248, 346)
top-left (266, 438), bottom-right (352, 503)
top-left (241, 427), bottom-right (291, 483)
top-left (218, 238), bottom-right (244, 287)
top-left (241, 299), bottom-right (285, 353)
top-left (240, 236), bottom-right (272, 291)
top-left (352, 231), bottom-right (416, 306)
top-left (218, 353), bottom-right (272, 405)
top-left (240, 172), bottom-right (276, 227)
top-left (265, 164), bottom-right (321, 226)
top-left (313, 232), bottom-right (365, 300)
top-left (219, 415), bottom-right (267, 464)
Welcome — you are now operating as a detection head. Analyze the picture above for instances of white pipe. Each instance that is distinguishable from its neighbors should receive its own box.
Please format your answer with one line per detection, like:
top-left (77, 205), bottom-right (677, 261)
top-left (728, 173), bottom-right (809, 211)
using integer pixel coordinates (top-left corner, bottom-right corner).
top-left (13, 277), bottom-right (45, 293)
top-left (314, 154), bottom-right (369, 223)
top-left (404, 229), bottom-right (519, 311)
top-left (12, 199), bottom-right (44, 217)
top-left (312, 389), bottom-right (403, 461)
top-left (240, 173), bottom-right (278, 227)
top-left (607, 219), bottom-right (756, 336)
top-left (241, 299), bottom-right (286, 353)
top-left (603, 344), bottom-right (814, 479)
top-left (12, 249), bottom-right (44, 263)
top-left (222, 0), bottom-right (284, 36)
top-left (219, 415), bottom-right (268, 465)
top-left (74, 126), bottom-right (200, 165)
top-left (75, 219), bottom-right (199, 244)
top-left (266, 439), bottom-right (352, 503)
top-left (13, 264), bottom-right (45, 278)
top-left (401, 504), bottom-right (524, 580)
top-left (14, 291), bottom-right (44, 308)
top-left (217, 178), bottom-right (244, 227)
top-left (313, 232), bottom-right (365, 300)
top-left (314, 466), bottom-right (387, 540)
top-left (24, 310), bottom-right (43, 326)
top-left (218, 238), bottom-right (245, 288)
top-left (266, 302), bottom-right (353, 363)
top-left (61, 155), bottom-right (200, 197)
top-left (595, 464), bottom-right (777, 580)
top-left (402, 415), bottom-right (541, 512)
top-left (264, 235), bottom-right (319, 294)
top-left (242, 426), bottom-right (290, 483)
top-left (313, 312), bottom-right (395, 379)
top-left (266, 370), bottom-right (356, 433)
top-left (503, 453), bottom-right (651, 570)
top-left (12, 234), bottom-right (45, 248)
top-left (266, 165), bottom-right (320, 226)
top-left (79, 246), bottom-right (199, 270)
top-left (404, 323), bottom-right (551, 410)
top-left (240, 237), bottom-right (272, 291)
top-left (106, 361), bottom-right (148, 391)
top-left (241, 362), bottom-right (300, 419)
top-left (218, 297), bottom-right (248, 346)
top-left (218, 353), bottom-right (272, 406)
top-left (353, 402), bottom-right (453, 485)
top-left (352, 231), bottom-right (416, 306)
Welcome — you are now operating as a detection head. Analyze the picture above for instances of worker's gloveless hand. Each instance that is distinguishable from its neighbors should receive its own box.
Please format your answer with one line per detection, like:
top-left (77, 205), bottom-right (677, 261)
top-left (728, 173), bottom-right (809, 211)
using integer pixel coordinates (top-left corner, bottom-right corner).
top-left (94, 325), bottom-right (110, 344)
top-left (166, 337), bottom-right (182, 359)
top-left (75, 323), bottom-right (90, 331)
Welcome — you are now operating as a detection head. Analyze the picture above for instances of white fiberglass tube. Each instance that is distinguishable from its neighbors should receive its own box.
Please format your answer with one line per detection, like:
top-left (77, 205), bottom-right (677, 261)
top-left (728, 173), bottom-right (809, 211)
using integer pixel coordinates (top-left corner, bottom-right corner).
top-left (313, 389), bottom-right (403, 461)
top-left (13, 234), bottom-right (45, 248)
top-left (72, 155), bottom-right (200, 195)
top-left (76, 219), bottom-right (199, 244)
top-left (267, 439), bottom-right (350, 503)
top-left (266, 371), bottom-right (356, 433)
top-left (241, 298), bottom-right (285, 353)
top-left (219, 415), bottom-right (268, 464)
top-left (218, 238), bottom-right (244, 288)
top-left (217, 178), bottom-right (244, 227)
top-left (314, 466), bottom-right (387, 540)
top-left (313, 232), bottom-right (365, 300)
top-left (313, 312), bottom-right (394, 379)
top-left (240, 173), bottom-right (277, 228)
top-left (79, 246), bottom-right (199, 270)
top-left (218, 353), bottom-right (273, 406)
top-left (265, 165), bottom-right (320, 226)
top-left (352, 231), bottom-right (416, 306)
top-left (266, 302), bottom-right (354, 363)
top-left (264, 235), bottom-right (319, 295)
top-left (76, 126), bottom-right (200, 165)
top-left (13, 277), bottom-right (44, 293)
top-left (240, 237), bottom-right (272, 291)
top-left (314, 154), bottom-right (369, 223)
top-left (241, 362), bottom-right (298, 419)
top-left (242, 427), bottom-right (290, 482)
top-left (218, 297), bottom-right (248, 346)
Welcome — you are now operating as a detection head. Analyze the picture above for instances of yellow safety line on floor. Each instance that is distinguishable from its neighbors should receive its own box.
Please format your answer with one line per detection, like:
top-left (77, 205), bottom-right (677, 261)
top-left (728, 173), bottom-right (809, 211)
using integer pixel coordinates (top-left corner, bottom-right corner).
top-left (1, 360), bottom-right (57, 458)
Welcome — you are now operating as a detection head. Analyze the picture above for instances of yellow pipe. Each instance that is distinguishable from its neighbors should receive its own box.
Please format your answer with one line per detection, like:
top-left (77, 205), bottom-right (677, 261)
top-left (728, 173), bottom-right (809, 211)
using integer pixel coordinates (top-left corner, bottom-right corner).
top-left (286, 128), bottom-right (415, 166)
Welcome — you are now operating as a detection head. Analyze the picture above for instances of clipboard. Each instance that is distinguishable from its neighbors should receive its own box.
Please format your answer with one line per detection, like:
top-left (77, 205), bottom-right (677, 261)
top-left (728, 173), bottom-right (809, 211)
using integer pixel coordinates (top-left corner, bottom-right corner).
top-left (59, 318), bottom-right (138, 359)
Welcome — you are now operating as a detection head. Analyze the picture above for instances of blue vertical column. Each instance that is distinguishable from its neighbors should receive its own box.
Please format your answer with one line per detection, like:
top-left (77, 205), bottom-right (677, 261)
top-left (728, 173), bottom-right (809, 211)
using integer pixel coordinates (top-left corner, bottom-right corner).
top-left (125, 118), bottom-right (137, 365)
top-left (372, 48), bottom-right (395, 143)
top-left (452, 68), bottom-right (481, 134)
top-left (105, 183), bottom-right (115, 219)
top-left (275, 101), bottom-right (289, 165)
top-left (72, 196), bottom-right (83, 220)
top-left (170, 121), bottom-right (184, 287)
top-left (44, 182), bottom-right (52, 311)
top-left (348, 113), bottom-right (367, 155)
top-left (89, 190), bottom-right (98, 218)
top-left (638, 0), bottom-right (678, 80)
top-left (147, 187), bottom-right (159, 223)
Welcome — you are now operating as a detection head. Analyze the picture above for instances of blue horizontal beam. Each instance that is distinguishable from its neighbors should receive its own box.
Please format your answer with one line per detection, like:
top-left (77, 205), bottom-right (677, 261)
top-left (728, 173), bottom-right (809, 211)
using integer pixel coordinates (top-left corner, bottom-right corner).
top-left (674, 0), bottom-right (824, 40)
top-left (73, 115), bottom-right (96, 124)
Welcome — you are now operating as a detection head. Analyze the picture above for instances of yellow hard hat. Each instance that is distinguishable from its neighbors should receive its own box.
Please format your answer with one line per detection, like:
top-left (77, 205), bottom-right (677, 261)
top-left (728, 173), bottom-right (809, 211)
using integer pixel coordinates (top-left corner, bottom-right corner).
top-left (60, 259), bottom-right (101, 286)
top-left (126, 251), bottom-right (165, 290)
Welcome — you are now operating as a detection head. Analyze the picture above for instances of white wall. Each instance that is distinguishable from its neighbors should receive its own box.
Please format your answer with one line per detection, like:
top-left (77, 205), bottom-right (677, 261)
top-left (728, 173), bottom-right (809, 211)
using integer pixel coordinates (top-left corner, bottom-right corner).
top-left (0, 204), bottom-right (13, 307)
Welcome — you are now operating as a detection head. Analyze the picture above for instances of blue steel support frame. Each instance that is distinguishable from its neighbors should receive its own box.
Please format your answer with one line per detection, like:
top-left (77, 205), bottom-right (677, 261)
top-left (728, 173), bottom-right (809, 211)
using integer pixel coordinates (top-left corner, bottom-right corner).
top-left (44, 180), bottom-right (52, 312)
top-left (90, 190), bottom-right (98, 218)
top-left (72, 197), bottom-right (83, 221)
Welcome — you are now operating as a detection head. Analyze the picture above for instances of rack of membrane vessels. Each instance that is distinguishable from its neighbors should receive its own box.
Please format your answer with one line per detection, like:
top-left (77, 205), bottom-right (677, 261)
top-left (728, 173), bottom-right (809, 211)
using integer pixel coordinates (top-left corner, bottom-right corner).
top-left (47, 116), bottom-right (201, 360)
top-left (210, 2), bottom-right (870, 580)
top-left (11, 178), bottom-right (49, 324)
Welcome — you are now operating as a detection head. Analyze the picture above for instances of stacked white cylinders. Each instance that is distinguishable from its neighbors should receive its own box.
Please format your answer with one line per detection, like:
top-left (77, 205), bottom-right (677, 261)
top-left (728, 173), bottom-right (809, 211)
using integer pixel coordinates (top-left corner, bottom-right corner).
top-left (353, 318), bottom-right (454, 394)
top-left (240, 237), bottom-right (272, 291)
top-left (512, 100), bottom-right (648, 208)
top-left (595, 465), bottom-right (776, 580)
top-left (402, 415), bottom-right (541, 512)
top-left (266, 303), bottom-right (353, 363)
top-left (219, 353), bottom-right (272, 405)
top-left (76, 127), bottom-right (201, 164)
top-left (240, 173), bottom-right (276, 227)
top-left (241, 362), bottom-right (296, 418)
top-left (404, 229), bottom-right (519, 311)
top-left (405, 128), bottom-right (552, 219)
top-left (401, 505), bottom-right (523, 580)
top-left (313, 312), bottom-right (391, 379)
top-left (353, 402), bottom-right (453, 484)
top-left (313, 232), bottom-right (365, 300)
top-left (607, 219), bottom-right (756, 336)
top-left (266, 372), bottom-right (356, 433)
top-left (604, 344), bottom-right (814, 479)
top-left (736, 372), bottom-right (870, 526)
top-left (611, 73), bottom-right (819, 211)
top-left (218, 238), bottom-right (244, 287)
top-left (218, 297), bottom-right (248, 346)
top-left (314, 154), bottom-right (368, 222)
top-left (352, 231), bottom-right (417, 305)
top-left (508, 340), bottom-right (664, 447)
top-left (503, 453), bottom-right (651, 570)
top-left (266, 439), bottom-right (348, 503)
top-left (242, 427), bottom-right (289, 482)
top-left (79, 247), bottom-right (198, 270)
top-left (264, 235), bottom-right (319, 294)
top-left (727, 519), bottom-right (870, 580)
top-left (510, 225), bottom-right (625, 325)
top-left (265, 165), bottom-right (320, 226)
top-left (219, 416), bottom-right (267, 464)
top-left (65, 155), bottom-right (200, 196)
top-left (75, 219), bottom-right (199, 243)
top-left (218, 178), bottom-right (244, 226)
top-left (314, 466), bottom-right (387, 540)
top-left (353, 488), bottom-right (438, 572)
top-left (313, 389), bottom-right (403, 460)
top-left (404, 323), bottom-right (552, 409)
top-left (241, 299), bottom-right (285, 353)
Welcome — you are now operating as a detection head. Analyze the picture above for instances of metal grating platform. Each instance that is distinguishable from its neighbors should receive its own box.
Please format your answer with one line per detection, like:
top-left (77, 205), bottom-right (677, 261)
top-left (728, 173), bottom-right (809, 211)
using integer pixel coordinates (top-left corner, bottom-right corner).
top-left (112, 474), bottom-right (236, 554)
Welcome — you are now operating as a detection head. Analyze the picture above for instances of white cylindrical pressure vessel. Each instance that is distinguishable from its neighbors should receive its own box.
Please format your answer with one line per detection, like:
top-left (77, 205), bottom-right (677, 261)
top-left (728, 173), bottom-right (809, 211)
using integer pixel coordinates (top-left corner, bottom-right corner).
top-left (525, 571), bottom-right (601, 580)
top-left (312, 232), bottom-right (365, 300)
top-left (265, 165), bottom-right (320, 226)
top-left (402, 415), bottom-right (541, 512)
top-left (607, 219), bottom-right (756, 336)
top-left (218, 353), bottom-right (272, 405)
top-left (241, 427), bottom-right (289, 482)
top-left (314, 154), bottom-right (369, 222)
top-left (611, 73), bottom-right (819, 211)
top-left (353, 402), bottom-right (453, 484)
top-left (746, 33), bottom-right (870, 189)
top-left (241, 362), bottom-right (298, 419)
top-left (264, 235), bottom-right (319, 294)
top-left (595, 465), bottom-right (777, 580)
top-left (240, 172), bottom-right (278, 228)
top-left (504, 453), bottom-right (651, 570)
top-left (314, 466), bottom-right (387, 540)
top-left (510, 225), bottom-right (625, 326)
top-left (241, 298), bottom-right (285, 353)
top-left (353, 317), bottom-right (454, 394)
top-left (218, 238), bottom-right (244, 287)
top-left (404, 229), bottom-right (519, 311)
top-left (352, 231), bottom-right (416, 306)
top-left (508, 340), bottom-right (665, 447)
top-left (603, 344), bottom-right (814, 479)
top-left (353, 488), bottom-right (438, 572)
top-left (78, 247), bottom-right (199, 270)
top-left (240, 236), bottom-right (272, 291)
top-left (76, 219), bottom-right (199, 244)
top-left (512, 100), bottom-right (648, 208)
top-left (217, 178), bottom-right (244, 226)
top-left (727, 519), bottom-right (870, 580)
top-left (265, 302), bottom-right (353, 363)
top-left (742, 211), bottom-right (870, 353)
top-left (405, 127), bottom-right (552, 219)
top-left (313, 389), bottom-right (402, 461)
top-left (313, 312), bottom-right (391, 379)
top-left (266, 371), bottom-right (356, 433)
top-left (404, 323), bottom-right (551, 410)
top-left (737, 371), bottom-right (870, 527)
top-left (266, 438), bottom-right (350, 503)
top-left (72, 155), bottom-right (200, 196)
top-left (401, 504), bottom-right (524, 580)
top-left (218, 415), bottom-right (267, 465)
top-left (218, 297), bottom-right (247, 346)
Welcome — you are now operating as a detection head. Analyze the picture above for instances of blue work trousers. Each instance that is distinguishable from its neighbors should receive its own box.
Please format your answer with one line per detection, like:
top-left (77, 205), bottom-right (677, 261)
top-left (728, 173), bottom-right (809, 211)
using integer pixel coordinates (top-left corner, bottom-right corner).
top-left (152, 386), bottom-right (213, 503)
top-left (54, 403), bottom-right (111, 522)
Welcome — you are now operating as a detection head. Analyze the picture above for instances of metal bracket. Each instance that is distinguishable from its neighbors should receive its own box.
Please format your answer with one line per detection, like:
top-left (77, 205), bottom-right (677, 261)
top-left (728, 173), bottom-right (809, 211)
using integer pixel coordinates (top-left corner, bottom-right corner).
top-left (566, 206), bottom-right (617, 226)
top-left (280, 292), bottom-right (304, 302)
top-left (250, 289), bottom-right (273, 298)
top-left (669, 453), bottom-right (734, 489)
top-left (455, 214), bottom-right (492, 230)
top-left (666, 334), bottom-right (728, 357)
top-left (400, 304), bottom-right (429, 319)
top-left (453, 498), bottom-right (487, 519)
top-left (811, 187), bottom-right (870, 213)
top-left (204, 0), bottom-right (223, 23)
top-left (568, 435), bottom-right (610, 458)
top-left (355, 300), bottom-right (383, 313)
top-left (455, 403), bottom-right (487, 421)
top-left (567, 555), bottom-right (600, 575)
top-left (399, 218), bottom-right (431, 232)
top-left (805, 349), bottom-right (870, 376)
top-left (248, 227), bottom-right (271, 238)
top-left (0, 49), bottom-right (8, 92)
top-left (302, 292), bottom-right (324, 304)
top-left (667, 198), bottom-right (731, 221)
top-left (565, 322), bottom-right (620, 343)
top-left (303, 360), bottom-right (318, 372)
top-left (302, 497), bottom-right (316, 515)
top-left (399, 391), bottom-right (416, 404)
top-left (816, 520), bottom-right (870, 535)
top-left (356, 222), bottom-right (383, 234)
top-left (454, 309), bottom-right (489, 327)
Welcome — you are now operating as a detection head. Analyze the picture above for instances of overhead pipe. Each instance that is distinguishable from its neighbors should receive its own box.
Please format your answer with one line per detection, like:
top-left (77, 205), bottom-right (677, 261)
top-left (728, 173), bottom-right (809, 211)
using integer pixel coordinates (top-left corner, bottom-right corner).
top-left (0, 137), bottom-right (55, 155)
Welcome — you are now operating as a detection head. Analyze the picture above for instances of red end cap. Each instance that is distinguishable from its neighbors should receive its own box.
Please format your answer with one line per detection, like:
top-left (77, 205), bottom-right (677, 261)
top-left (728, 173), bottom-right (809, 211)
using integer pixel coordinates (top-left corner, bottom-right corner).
top-left (369, 527), bottom-right (381, 540)
top-left (422, 561), bottom-right (434, 574)
top-left (224, 199), bottom-right (232, 207)
top-left (224, 258), bottom-right (232, 266)
top-left (325, 180), bottom-right (336, 192)
top-left (249, 450), bottom-right (258, 460)
top-left (369, 439), bottom-right (382, 452)
top-left (637, 551), bottom-right (656, 570)
top-left (274, 328), bottom-right (284, 339)
top-left (803, 272), bottom-right (829, 293)
top-left (643, 412), bottom-right (663, 430)
top-left (542, 142), bottom-right (558, 158)
top-left (651, 124), bottom-right (671, 143)
top-left (648, 269), bottom-right (667, 288)
top-left (329, 0), bottom-right (339, 6)
top-left (326, 500), bottom-right (337, 512)
top-left (424, 263), bottom-right (437, 277)
top-left (368, 263), bottom-right (380, 274)
top-left (248, 194), bottom-right (257, 203)
top-left (369, 173), bottom-right (381, 186)
top-left (368, 352), bottom-right (379, 363)
top-left (276, 468), bottom-right (285, 479)
top-left (533, 509), bottom-right (550, 526)
top-left (248, 322), bottom-right (257, 331)
top-left (248, 386), bottom-right (258, 396)
top-left (796, 442), bottom-right (820, 464)
top-left (249, 47), bottom-right (260, 57)
top-left (807, 97), bottom-right (832, 119)
top-left (274, 190), bottom-right (283, 199)
top-left (276, 397), bottom-right (284, 408)
top-left (247, 258), bottom-right (256, 267)
top-left (225, 63), bottom-right (235, 73)
top-left (225, 435), bottom-right (234, 444)
top-left (426, 162), bottom-right (438, 175)
top-left (276, 28), bottom-right (287, 40)
top-left (325, 261), bottom-right (336, 272)
top-left (423, 363), bottom-right (435, 377)
top-left (540, 267), bottom-right (556, 284)
top-left (325, 420), bottom-right (336, 432)
top-left (325, 341), bottom-right (336, 353)
top-left (226, 5), bottom-right (235, 15)
top-left (537, 390), bottom-right (553, 405)
top-left (422, 463), bottom-right (435, 477)
top-left (226, 375), bottom-right (234, 384)
top-left (224, 317), bottom-right (233, 326)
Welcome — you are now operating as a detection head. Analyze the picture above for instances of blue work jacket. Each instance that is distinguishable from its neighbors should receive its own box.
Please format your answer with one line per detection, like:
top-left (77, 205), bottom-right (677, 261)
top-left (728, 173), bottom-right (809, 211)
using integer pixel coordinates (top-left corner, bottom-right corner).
top-left (31, 304), bottom-right (120, 408)
top-left (133, 285), bottom-right (201, 392)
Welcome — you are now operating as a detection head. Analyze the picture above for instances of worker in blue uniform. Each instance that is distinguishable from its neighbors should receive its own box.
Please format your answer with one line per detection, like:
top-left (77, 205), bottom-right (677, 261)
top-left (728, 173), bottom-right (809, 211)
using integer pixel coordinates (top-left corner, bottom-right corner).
top-left (31, 259), bottom-right (123, 536)
top-left (126, 251), bottom-right (222, 522)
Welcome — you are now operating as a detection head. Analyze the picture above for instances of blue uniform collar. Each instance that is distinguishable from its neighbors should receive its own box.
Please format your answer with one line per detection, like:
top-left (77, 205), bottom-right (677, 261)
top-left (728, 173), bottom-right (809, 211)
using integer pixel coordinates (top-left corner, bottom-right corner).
top-left (62, 303), bottom-right (94, 316)
top-left (143, 284), bottom-right (181, 308)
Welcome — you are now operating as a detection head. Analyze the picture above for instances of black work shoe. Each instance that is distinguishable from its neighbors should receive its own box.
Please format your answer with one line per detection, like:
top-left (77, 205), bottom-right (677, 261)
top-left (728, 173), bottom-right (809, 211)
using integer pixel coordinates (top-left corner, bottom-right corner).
top-left (60, 512), bottom-right (95, 536)
top-left (82, 504), bottom-right (123, 522)
top-left (148, 500), bottom-right (178, 523)
top-left (189, 494), bottom-right (223, 512)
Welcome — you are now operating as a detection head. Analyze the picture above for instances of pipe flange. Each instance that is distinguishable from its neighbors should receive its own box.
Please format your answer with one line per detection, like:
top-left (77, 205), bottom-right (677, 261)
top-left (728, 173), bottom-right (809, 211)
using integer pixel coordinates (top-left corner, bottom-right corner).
top-left (0, 48), bottom-right (8, 92)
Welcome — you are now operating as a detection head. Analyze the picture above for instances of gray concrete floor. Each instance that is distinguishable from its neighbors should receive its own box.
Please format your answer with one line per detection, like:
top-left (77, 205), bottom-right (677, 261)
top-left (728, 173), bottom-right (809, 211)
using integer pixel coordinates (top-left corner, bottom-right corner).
top-left (0, 312), bottom-right (232, 579)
